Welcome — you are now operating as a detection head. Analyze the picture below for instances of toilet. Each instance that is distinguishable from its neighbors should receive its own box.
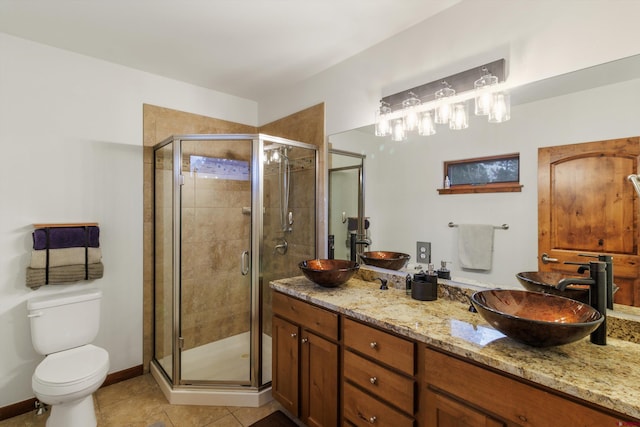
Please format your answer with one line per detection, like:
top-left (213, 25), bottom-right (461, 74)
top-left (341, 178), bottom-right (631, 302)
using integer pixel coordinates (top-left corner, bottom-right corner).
top-left (28, 288), bottom-right (110, 427)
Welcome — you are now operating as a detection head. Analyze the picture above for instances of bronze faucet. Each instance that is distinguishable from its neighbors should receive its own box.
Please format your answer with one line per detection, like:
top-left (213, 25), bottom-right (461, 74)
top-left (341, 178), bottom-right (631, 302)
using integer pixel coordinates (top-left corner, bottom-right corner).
top-left (557, 260), bottom-right (607, 345)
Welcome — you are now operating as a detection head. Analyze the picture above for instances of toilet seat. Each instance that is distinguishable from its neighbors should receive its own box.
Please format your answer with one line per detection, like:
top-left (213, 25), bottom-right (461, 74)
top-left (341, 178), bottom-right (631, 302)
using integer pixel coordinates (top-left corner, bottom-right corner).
top-left (33, 344), bottom-right (109, 397)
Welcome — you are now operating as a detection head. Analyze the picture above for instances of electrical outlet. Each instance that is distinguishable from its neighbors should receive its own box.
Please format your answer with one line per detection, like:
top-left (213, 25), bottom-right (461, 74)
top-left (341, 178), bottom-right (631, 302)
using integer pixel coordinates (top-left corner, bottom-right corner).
top-left (416, 241), bottom-right (431, 264)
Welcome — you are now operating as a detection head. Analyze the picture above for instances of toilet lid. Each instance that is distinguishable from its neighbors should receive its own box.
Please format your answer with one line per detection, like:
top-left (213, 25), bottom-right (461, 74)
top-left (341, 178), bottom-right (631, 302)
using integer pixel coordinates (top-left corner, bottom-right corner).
top-left (34, 344), bottom-right (109, 387)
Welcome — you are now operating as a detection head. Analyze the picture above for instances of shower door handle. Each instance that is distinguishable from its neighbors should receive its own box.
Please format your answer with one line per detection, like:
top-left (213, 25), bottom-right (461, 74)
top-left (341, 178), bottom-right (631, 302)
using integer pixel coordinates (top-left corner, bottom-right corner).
top-left (241, 251), bottom-right (250, 276)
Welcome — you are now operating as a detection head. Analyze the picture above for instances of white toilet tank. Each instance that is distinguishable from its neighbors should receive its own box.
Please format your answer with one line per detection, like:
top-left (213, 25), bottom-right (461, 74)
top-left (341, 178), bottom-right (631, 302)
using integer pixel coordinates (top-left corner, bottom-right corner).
top-left (28, 288), bottom-right (102, 355)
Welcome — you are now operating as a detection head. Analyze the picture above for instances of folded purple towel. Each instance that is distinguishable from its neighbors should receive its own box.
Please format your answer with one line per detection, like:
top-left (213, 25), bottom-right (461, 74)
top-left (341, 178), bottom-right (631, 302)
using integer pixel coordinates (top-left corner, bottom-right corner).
top-left (33, 226), bottom-right (100, 250)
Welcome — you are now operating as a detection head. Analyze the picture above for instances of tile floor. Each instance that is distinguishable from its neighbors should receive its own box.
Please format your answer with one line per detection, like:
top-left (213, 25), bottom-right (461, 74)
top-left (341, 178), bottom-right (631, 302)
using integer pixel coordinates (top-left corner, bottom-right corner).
top-left (0, 374), bottom-right (286, 427)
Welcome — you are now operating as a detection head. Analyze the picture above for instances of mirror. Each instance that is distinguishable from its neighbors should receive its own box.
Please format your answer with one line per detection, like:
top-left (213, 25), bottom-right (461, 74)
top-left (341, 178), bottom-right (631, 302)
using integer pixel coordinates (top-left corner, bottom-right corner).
top-left (328, 149), bottom-right (366, 261)
top-left (328, 54), bottom-right (640, 291)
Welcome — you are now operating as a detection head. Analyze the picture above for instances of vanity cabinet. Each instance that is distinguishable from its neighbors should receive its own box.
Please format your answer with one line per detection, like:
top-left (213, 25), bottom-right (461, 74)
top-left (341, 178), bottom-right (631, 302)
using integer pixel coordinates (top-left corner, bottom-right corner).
top-left (342, 318), bottom-right (416, 427)
top-left (272, 292), bottom-right (339, 427)
top-left (422, 347), bottom-right (628, 427)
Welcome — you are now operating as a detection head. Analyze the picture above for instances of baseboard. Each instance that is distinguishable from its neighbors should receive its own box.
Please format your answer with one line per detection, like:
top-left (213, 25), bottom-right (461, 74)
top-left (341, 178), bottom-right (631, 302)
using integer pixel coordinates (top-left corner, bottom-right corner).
top-left (0, 364), bottom-right (143, 421)
top-left (102, 364), bottom-right (144, 387)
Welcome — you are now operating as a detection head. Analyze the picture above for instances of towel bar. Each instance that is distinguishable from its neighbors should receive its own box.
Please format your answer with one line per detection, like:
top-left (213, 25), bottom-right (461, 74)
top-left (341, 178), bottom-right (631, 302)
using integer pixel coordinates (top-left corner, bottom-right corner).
top-left (448, 222), bottom-right (509, 230)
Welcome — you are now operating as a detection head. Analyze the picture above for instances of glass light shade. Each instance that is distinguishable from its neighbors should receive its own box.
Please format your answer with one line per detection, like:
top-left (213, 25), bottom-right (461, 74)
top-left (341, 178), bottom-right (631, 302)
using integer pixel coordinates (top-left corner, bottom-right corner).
top-left (435, 102), bottom-right (453, 124)
top-left (449, 103), bottom-right (469, 130)
top-left (391, 118), bottom-right (407, 142)
top-left (488, 92), bottom-right (511, 123)
top-left (418, 111), bottom-right (436, 136)
top-left (374, 102), bottom-right (392, 136)
top-left (402, 93), bottom-right (421, 132)
top-left (474, 73), bottom-right (498, 115)
top-left (434, 84), bottom-right (455, 124)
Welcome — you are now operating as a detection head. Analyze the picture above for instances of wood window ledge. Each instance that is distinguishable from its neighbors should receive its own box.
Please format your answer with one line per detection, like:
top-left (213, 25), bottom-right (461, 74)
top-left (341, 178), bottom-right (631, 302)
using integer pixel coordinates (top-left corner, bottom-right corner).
top-left (437, 183), bottom-right (523, 195)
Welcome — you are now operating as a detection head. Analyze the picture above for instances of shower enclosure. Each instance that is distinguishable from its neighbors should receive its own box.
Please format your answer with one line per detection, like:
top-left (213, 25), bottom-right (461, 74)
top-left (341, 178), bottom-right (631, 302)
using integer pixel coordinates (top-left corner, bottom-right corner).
top-left (151, 134), bottom-right (317, 406)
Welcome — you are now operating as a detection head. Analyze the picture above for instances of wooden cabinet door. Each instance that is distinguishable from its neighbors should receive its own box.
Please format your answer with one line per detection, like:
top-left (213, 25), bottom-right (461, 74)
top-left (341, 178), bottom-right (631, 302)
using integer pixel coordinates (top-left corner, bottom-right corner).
top-left (538, 136), bottom-right (640, 306)
top-left (272, 316), bottom-right (299, 416)
top-left (301, 330), bottom-right (339, 427)
top-left (425, 389), bottom-right (505, 427)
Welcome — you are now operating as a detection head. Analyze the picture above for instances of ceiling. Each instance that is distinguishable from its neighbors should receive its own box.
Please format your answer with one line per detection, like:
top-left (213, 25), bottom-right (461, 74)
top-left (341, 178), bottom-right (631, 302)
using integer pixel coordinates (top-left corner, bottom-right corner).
top-left (0, 0), bottom-right (461, 100)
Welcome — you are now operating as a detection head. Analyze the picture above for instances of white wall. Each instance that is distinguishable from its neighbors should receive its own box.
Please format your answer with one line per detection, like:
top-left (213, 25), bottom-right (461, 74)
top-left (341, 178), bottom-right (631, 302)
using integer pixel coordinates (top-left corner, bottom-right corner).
top-left (0, 33), bottom-right (257, 407)
top-left (258, 1), bottom-right (640, 134)
top-left (330, 77), bottom-right (640, 287)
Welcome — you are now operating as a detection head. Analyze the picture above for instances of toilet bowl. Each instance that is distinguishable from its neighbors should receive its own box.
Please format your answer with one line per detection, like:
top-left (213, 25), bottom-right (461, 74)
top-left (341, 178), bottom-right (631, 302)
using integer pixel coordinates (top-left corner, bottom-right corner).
top-left (28, 289), bottom-right (110, 427)
top-left (33, 345), bottom-right (109, 426)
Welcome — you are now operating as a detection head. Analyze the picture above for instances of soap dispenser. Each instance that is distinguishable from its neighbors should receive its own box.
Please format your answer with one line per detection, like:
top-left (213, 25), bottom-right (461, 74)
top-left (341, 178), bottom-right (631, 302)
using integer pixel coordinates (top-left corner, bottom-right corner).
top-left (437, 261), bottom-right (451, 280)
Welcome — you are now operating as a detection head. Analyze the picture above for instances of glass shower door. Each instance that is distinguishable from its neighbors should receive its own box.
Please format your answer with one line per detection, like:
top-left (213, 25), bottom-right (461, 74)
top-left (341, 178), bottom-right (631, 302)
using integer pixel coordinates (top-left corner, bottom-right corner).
top-left (154, 143), bottom-right (175, 381)
top-left (179, 138), bottom-right (253, 385)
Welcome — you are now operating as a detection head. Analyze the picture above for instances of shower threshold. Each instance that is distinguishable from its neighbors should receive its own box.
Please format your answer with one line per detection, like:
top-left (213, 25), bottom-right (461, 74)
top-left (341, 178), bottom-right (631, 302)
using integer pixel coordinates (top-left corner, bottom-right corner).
top-left (150, 332), bottom-right (273, 407)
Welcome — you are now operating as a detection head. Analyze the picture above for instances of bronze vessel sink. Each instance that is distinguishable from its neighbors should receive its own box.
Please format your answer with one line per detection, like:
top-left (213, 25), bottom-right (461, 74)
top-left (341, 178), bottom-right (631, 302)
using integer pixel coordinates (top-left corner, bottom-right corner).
top-left (298, 259), bottom-right (359, 287)
top-left (516, 271), bottom-right (590, 303)
top-left (359, 251), bottom-right (410, 271)
top-left (471, 289), bottom-right (604, 347)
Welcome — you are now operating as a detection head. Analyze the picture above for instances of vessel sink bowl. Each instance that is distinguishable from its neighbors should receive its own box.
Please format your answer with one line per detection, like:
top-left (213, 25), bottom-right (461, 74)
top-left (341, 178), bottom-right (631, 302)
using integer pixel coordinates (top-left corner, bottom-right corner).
top-left (516, 271), bottom-right (590, 303)
top-left (471, 289), bottom-right (604, 347)
top-left (359, 251), bottom-right (410, 270)
top-left (299, 259), bottom-right (359, 287)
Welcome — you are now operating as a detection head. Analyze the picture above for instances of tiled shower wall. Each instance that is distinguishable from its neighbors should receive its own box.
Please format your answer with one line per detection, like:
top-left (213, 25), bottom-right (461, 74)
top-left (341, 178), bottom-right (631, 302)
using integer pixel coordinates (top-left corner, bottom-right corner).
top-left (142, 103), bottom-right (325, 372)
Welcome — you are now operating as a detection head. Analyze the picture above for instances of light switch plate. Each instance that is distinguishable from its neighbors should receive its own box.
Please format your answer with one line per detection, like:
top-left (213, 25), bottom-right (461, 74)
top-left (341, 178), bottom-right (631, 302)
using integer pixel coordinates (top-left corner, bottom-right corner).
top-left (416, 241), bottom-right (431, 264)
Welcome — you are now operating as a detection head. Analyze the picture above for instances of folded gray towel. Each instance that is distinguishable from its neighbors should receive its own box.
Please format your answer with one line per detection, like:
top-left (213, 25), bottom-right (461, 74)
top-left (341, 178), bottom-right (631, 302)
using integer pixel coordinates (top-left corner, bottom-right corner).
top-left (30, 247), bottom-right (102, 268)
top-left (26, 262), bottom-right (104, 289)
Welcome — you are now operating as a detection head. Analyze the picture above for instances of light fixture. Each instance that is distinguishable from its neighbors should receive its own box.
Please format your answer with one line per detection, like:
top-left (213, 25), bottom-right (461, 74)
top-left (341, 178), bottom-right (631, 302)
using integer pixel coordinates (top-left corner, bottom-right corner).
top-left (449, 103), bottom-right (469, 130)
top-left (401, 92), bottom-right (421, 132)
top-left (374, 58), bottom-right (510, 140)
top-left (474, 68), bottom-right (498, 116)
top-left (434, 82), bottom-right (455, 124)
top-left (374, 101), bottom-right (391, 136)
top-left (418, 110), bottom-right (436, 136)
top-left (391, 118), bottom-right (406, 142)
top-left (488, 92), bottom-right (510, 123)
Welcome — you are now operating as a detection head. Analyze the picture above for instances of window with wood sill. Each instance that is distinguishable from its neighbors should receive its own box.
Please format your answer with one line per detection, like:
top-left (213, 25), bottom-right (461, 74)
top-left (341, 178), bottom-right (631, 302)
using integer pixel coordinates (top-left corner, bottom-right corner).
top-left (438, 153), bottom-right (523, 195)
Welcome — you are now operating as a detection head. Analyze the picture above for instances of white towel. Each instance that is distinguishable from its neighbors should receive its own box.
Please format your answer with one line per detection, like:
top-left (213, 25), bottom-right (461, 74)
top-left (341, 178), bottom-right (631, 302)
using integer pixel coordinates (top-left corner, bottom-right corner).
top-left (457, 224), bottom-right (494, 270)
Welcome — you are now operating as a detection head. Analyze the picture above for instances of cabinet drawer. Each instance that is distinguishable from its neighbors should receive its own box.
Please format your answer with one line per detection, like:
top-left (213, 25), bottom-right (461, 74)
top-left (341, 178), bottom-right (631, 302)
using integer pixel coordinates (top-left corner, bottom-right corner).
top-left (343, 382), bottom-right (414, 427)
top-left (273, 292), bottom-right (339, 340)
top-left (344, 350), bottom-right (414, 414)
top-left (343, 318), bottom-right (414, 375)
top-left (424, 347), bottom-right (632, 426)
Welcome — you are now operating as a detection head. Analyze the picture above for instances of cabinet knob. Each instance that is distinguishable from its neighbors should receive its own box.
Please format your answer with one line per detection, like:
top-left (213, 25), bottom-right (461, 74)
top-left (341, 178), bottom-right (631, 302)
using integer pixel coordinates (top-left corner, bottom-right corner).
top-left (369, 341), bottom-right (377, 349)
top-left (302, 338), bottom-right (309, 343)
top-left (290, 333), bottom-right (297, 338)
top-left (369, 416), bottom-right (377, 424)
top-left (369, 376), bottom-right (377, 385)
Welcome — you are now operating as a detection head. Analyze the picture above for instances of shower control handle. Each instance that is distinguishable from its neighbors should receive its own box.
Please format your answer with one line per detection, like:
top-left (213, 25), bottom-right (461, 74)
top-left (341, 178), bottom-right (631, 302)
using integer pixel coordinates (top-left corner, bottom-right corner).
top-left (241, 251), bottom-right (249, 276)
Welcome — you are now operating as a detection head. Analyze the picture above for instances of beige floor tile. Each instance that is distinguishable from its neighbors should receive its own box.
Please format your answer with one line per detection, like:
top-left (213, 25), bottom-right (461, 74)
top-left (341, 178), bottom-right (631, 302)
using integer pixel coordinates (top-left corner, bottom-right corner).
top-left (229, 400), bottom-right (283, 426)
top-left (97, 374), bottom-right (164, 408)
top-left (163, 404), bottom-right (231, 427)
top-left (204, 413), bottom-right (243, 427)
top-left (0, 410), bottom-right (48, 427)
top-left (0, 374), bottom-right (284, 427)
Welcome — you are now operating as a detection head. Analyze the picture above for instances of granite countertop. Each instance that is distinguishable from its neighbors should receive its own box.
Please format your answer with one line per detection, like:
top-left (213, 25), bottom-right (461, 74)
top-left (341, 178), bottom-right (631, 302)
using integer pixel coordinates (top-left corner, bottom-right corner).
top-left (270, 275), bottom-right (640, 420)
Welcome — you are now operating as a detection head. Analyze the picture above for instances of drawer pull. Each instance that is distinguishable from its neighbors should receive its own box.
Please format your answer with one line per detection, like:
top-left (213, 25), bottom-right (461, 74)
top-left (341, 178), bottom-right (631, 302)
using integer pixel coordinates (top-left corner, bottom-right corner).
top-left (369, 376), bottom-right (377, 385)
top-left (357, 412), bottom-right (377, 424)
top-left (290, 333), bottom-right (297, 338)
top-left (302, 338), bottom-right (309, 344)
top-left (370, 341), bottom-right (378, 349)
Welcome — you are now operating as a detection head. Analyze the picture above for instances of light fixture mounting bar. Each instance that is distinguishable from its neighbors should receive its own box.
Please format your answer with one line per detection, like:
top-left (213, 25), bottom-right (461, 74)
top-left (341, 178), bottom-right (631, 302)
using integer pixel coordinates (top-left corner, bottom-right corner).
top-left (381, 58), bottom-right (506, 111)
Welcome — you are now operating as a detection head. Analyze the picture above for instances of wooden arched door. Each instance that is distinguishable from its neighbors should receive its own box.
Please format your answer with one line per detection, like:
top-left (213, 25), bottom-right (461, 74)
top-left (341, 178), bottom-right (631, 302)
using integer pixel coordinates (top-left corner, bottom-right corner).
top-left (538, 136), bottom-right (640, 306)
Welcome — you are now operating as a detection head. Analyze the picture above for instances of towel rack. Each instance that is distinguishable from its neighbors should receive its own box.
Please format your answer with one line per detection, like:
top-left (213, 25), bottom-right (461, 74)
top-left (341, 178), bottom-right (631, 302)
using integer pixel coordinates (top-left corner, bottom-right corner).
top-left (448, 222), bottom-right (509, 230)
